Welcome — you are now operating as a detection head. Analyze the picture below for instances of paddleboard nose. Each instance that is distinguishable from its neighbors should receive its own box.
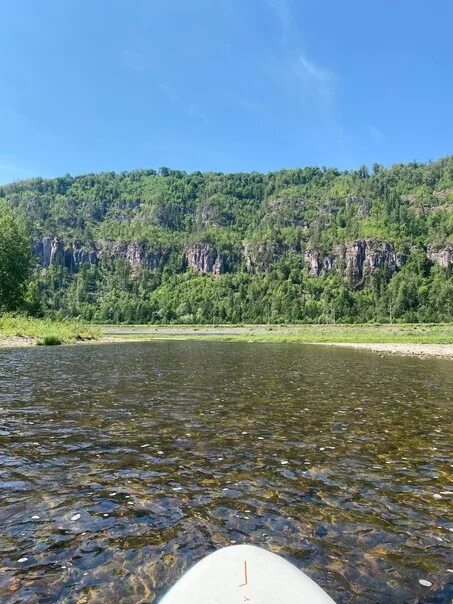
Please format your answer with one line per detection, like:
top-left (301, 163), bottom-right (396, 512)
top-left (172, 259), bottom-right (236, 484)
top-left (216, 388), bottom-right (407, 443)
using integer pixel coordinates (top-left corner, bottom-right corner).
top-left (159, 544), bottom-right (336, 603)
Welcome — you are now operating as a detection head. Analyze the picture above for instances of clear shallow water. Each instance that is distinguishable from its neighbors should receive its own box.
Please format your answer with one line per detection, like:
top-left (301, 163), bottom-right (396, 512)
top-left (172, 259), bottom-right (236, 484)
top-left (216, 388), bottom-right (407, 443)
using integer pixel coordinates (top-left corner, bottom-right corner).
top-left (0, 341), bottom-right (452, 603)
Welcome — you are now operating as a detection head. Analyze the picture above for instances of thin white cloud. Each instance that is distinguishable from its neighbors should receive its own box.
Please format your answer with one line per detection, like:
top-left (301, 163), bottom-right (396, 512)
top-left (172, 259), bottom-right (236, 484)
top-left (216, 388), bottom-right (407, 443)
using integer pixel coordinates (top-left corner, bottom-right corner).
top-left (299, 52), bottom-right (334, 84)
top-left (296, 51), bottom-right (337, 99)
top-left (263, 0), bottom-right (338, 101)
top-left (260, 0), bottom-right (349, 162)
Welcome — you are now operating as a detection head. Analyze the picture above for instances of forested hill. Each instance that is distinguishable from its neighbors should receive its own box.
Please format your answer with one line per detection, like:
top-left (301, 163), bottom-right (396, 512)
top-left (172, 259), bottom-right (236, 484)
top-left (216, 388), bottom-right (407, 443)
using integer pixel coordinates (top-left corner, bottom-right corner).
top-left (1, 157), bottom-right (452, 324)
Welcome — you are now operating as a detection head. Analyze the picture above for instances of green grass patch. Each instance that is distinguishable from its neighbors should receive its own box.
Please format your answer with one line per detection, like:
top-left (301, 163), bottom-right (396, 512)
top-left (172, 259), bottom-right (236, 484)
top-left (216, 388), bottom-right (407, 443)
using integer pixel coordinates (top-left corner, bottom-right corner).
top-left (0, 314), bottom-right (100, 344)
top-left (101, 323), bottom-right (453, 345)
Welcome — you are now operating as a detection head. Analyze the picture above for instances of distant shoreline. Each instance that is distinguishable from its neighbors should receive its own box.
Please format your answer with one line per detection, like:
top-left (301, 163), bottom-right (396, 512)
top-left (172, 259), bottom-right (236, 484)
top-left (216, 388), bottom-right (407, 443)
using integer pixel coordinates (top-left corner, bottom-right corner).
top-left (99, 332), bottom-right (453, 360)
top-left (0, 335), bottom-right (36, 348)
top-left (316, 341), bottom-right (453, 359)
top-left (2, 323), bottom-right (453, 359)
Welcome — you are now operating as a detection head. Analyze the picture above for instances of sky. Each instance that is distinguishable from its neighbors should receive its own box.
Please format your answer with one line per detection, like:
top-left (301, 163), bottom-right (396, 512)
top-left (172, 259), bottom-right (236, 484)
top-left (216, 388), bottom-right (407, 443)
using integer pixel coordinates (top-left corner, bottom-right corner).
top-left (0, 0), bottom-right (452, 183)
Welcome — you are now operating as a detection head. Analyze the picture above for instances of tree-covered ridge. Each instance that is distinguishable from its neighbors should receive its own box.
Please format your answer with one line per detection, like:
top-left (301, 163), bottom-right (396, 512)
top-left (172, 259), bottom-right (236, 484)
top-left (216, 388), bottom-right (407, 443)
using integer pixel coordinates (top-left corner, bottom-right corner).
top-left (3, 158), bottom-right (452, 244)
top-left (0, 157), bottom-right (452, 324)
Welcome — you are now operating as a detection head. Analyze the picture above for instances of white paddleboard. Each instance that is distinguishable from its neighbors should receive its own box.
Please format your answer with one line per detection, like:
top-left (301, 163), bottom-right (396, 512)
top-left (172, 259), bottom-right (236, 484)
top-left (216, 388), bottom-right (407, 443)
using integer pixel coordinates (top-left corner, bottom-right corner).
top-left (159, 544), bottom-right (336, 603)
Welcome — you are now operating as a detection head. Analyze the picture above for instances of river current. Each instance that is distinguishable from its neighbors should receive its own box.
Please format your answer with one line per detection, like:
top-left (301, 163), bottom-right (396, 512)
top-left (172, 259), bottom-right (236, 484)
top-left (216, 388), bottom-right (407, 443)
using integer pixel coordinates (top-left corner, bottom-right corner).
top-left (0, 342), bottom-right (451, 602)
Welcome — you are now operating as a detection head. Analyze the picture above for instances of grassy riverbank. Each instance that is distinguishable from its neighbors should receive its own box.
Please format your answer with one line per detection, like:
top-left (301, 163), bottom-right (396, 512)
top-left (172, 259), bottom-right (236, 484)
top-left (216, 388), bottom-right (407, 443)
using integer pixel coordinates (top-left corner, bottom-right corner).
top-left (0, 315), bottom-right (100, 346)
top-left (101, 323), bottom-right (453, 345)
top-left (1, 319), bottom-right (452, 357)
top-left (101, 323), bottom-right (453, 359)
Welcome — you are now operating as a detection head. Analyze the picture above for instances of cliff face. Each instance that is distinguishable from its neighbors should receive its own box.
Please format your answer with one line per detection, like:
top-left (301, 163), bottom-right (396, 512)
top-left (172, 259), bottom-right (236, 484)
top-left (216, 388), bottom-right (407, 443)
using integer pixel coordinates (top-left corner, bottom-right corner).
top-left (427, 243), bottom-right (453, 268)
top-left (342, 239), bottom-right (402, 283)
top-left (185, 242), bottom-right (224, 275)
top-left (32, 237), bottom-right (164, 274)
top-left (102, 241), bottom-right (165, 274)
top-left (244, 238), bottom-right (406, 284)
top-left (4, 158), bottom-right (451, 323)
top-left (33, 238), bottom-right (99, 270)
top-left (303, 240), bottom-right (404, 283)
top-left (243, 240), bottom-right (300, 273)
top-left (303, 249), bottom-right (337, 277)
top-left (32, 236), bottom-right (450, 284)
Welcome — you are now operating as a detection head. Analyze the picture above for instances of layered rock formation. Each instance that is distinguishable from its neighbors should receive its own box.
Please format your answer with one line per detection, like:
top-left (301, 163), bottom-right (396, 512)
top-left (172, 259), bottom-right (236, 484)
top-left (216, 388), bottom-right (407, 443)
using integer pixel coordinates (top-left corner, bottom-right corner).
top-left (185, 242), bottom-right (224, 275)
top-left (303, 240), bottom-right (403, 282)
top-left (32, 237), bottom-right (164, 274)
top-left (344, 239), bottom-right (402, 282)
top-left (427, 243), bottom-right (453, 268)
top-left (243, 240), bottom-right (299, 273)
top-left (32, 236), bottom-right (450, 284)
top-left (303, 250), bottom-right (337, 277)
top-left (102, 241), bottom-right (164, 274)
top-left (244, 238), bottom-right (403, 284)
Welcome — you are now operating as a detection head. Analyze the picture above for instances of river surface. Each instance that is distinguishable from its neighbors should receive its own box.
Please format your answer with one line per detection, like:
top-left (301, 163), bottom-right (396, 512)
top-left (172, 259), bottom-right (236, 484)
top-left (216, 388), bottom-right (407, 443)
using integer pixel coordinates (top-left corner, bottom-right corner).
top-left (0, 342), bottom-right (452, 603)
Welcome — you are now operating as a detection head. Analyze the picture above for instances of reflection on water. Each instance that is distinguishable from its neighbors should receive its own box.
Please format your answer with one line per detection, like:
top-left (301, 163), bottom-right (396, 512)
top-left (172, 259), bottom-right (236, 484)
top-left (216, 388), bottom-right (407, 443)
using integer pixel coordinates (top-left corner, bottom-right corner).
top-left (0, 342), bottom-right (452, 603)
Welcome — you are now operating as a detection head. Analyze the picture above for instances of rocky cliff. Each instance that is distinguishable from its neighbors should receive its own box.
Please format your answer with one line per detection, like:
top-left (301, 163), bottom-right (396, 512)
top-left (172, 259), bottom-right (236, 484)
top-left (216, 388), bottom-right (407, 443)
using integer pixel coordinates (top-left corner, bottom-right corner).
top-left (32, 236), bottom-right (450, 285)
top-left (185, 242), bottom-right (225, 275)
top-left (33, 238), bottom-right (99, 270)
top-left (427, 243), bottom-right (453, 268)
top-left (32, 237), bottom-right (165, 275)
top-left (303, 249), bottom-right (337, 277)
top-left (3, 158), bottom-right (451, 323)
top-left (340, 239), bottom-right (403, 283)
top-left (243, 240), bottom-right (297, 274)
top-left (245, 238), bottom-right (406, 283)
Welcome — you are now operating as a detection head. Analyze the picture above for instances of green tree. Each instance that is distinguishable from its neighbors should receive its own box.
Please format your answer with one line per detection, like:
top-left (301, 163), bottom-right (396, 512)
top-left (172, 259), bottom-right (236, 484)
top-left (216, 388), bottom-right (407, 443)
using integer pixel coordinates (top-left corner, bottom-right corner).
top-left (0, 211), bottom-right (31, 311)
top-left (0, 156), bottom-right (451, 323)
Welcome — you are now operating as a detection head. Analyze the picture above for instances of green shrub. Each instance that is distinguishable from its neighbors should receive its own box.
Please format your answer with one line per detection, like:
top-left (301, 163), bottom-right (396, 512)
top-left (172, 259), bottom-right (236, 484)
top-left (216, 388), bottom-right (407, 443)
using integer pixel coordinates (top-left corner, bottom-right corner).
top-left (37, 335), bottom-right (62, 346)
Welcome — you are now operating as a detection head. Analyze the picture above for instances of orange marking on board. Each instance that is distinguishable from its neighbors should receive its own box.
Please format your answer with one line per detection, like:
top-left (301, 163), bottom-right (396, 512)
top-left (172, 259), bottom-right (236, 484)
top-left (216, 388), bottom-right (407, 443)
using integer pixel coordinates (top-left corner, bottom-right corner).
top-left (239, 560), bottom-right (248, 587)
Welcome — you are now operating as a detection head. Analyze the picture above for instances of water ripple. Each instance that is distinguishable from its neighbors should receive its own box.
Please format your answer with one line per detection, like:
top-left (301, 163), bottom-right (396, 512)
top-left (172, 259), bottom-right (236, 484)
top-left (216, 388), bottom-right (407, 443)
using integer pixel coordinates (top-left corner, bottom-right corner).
top-left (0, 342), bottom-right (452, 603)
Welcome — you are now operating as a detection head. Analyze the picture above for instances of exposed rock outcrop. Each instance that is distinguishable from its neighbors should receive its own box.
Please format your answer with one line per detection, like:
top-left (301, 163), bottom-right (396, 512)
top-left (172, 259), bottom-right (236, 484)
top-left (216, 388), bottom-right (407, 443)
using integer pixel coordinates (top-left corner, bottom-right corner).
top-left (70, 242), bottom-right (99, 268)
top-left (243, 240), bottom-right (299, 273)
top-left (246, 238), bottom-right (402, 283)
top-left (31, 235), bottom-right (450, 284)
top-left (101, 241), bottom-right (164, 274)
top-left (342, 239), bottom-right (403, 283)
top-left (303, 240), bottom-right (403, 284)
top-left (303, 249), bottom-right (337, 277)
top-left (427, 243), bottom-right (453, 268)
top-left (186, 242), bottom-right (224, 275)
top-left (33, 237), bottom-right (65, 268)
top-left (244, 241), bottom-right (275, 273)
top-left (32, 237), bottom-right (164, 275)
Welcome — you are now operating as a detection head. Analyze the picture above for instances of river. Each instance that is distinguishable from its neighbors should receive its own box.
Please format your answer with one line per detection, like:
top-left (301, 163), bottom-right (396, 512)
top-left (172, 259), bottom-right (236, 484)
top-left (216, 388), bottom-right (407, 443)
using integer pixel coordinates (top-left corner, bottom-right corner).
top-left (0, 342), bottom-right (451, 602)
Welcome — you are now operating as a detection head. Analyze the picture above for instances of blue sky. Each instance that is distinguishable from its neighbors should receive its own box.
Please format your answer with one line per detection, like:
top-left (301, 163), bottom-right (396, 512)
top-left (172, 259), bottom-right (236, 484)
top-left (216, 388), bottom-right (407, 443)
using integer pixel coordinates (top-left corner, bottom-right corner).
top-left (0, 0), bottom-right (452, 183)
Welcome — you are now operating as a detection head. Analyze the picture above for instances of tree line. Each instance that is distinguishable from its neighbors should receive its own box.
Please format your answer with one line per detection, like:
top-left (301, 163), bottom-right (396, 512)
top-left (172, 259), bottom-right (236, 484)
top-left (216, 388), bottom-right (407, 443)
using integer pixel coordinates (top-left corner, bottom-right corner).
top-left (0, 157), bottom-right (451, 323)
